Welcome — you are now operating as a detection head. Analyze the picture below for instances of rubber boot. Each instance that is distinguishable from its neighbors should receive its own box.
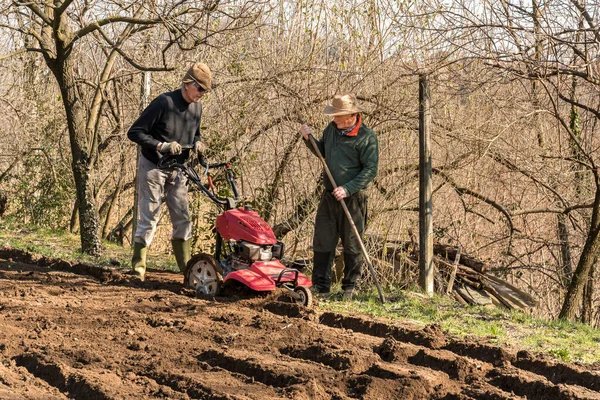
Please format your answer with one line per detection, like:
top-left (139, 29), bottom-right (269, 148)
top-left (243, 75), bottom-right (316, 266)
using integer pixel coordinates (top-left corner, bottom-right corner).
top-left (131, 242), bottom-right (147, 281)
top-left (172, 239), bottom-right (191, 276)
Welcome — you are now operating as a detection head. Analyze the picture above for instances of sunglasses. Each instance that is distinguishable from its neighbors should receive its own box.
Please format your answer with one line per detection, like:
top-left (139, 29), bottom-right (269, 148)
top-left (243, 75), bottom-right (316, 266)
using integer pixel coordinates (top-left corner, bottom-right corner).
top-left (190, 81), bottom-right (206, 93)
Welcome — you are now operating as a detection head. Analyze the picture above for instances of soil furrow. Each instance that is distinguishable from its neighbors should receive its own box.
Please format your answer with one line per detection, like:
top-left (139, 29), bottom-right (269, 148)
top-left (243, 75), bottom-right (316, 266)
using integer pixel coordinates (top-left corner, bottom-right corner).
top-left (513, 350), bottom-right (600, 392)
top-left (458, 383), bottom-right (526, 400)
top-left (355, 362), bottom-right (462, 399)
top-left (140, 369), bottom-right (275, 400)
top-left (263, 301), bottom-right (316, 320)
top-left (443, 340), bottom-right (516, 366)
top-left (197, 349), bottom-right (310, 387)
top-left (373, 336), bottom-right (422, 362)
top-left (0, 357), bottom-right (69, 400)
top-left (280, 341), bottom-right (380, 372)
top-left (14, 353), bottom-right (127, 400)
top-left (487, 366), bottom-right (600, 400)
top-left (407, 347), bottom-right (490, 382)
top-left (319, 312), bottom-right (447, 348)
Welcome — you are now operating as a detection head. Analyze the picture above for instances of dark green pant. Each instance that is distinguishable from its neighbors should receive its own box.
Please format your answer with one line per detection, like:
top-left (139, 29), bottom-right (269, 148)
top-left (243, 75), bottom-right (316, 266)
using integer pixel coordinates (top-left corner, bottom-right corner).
top-left (312, 191), bottom-right (368, 292)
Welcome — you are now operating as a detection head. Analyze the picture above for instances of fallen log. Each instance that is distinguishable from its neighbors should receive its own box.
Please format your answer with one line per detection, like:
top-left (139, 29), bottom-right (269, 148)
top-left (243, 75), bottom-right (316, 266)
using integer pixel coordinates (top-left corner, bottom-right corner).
top-left (455, 285), bottom-right (473, 304)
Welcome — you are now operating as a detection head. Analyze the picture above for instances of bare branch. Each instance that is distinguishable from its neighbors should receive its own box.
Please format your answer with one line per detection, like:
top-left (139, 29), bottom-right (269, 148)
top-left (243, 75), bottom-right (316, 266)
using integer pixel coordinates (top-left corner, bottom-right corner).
top-left (72, 16), bottom-right (162, 44)
top-left (434, 168), bottom-right (516, 234)
top-left (570, 0), bottom-right (600, 43)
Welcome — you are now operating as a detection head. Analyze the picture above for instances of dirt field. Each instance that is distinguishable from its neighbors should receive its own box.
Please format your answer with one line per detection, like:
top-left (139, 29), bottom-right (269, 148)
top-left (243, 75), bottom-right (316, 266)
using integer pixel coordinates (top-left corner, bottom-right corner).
top-left (1, 247), bottom-right (600, 400)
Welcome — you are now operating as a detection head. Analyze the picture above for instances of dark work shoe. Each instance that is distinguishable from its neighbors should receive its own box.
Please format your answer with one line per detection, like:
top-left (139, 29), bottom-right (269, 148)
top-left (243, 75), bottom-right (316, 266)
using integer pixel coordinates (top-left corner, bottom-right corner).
top-left (342, 289), bottom-right (353, 301)
top-left (317, 292), bottom-right (331, 301)
top-left (311, 287), bottom-right (331, 300)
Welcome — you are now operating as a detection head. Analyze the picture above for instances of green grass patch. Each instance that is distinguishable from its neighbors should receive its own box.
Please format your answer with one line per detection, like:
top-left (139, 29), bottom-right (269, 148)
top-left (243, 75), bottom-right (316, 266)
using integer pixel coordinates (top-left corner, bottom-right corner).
top-left (0, 219), bottom-right (177, 271)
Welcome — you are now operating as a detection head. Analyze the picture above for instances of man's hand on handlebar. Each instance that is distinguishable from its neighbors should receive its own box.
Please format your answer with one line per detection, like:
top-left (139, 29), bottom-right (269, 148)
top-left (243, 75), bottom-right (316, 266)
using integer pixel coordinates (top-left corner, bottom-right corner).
top-left (158, 142), bottom-right (182, 155)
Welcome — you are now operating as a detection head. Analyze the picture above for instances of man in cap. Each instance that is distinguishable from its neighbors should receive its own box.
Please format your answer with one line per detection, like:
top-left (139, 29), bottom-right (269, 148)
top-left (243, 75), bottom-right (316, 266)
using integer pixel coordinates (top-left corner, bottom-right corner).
top-left (299, 93), bottom-right (379, 300)
top-left (127, 62), bottom-right (212, 282)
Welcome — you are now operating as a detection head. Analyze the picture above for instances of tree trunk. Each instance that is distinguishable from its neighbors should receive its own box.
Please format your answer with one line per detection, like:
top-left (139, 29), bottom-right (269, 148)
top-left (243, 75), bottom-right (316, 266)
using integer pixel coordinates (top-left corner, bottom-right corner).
top-left (559, 187), bottom-right (600, 320)
top-left (532, 0), bottom-right (575, 288)
top-left (132, 71), bottom-right (151, 244)
top-left (49, 57), bottom-right (101, 256)
top-left (581, 262), bottom-right (595, 324)
top-left (0, 189), bottom-right (6, 217)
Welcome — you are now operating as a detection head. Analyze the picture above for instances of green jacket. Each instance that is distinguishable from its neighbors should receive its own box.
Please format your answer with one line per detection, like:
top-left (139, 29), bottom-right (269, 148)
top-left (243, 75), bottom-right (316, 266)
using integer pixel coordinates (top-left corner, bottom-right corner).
top-left (306, 120), bottom-right (379, 196)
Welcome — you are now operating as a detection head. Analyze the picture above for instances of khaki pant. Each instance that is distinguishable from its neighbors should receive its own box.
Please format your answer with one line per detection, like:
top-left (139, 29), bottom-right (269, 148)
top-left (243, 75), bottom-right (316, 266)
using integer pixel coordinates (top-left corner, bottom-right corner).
top-left (134, 155), bottom-right (192, 246)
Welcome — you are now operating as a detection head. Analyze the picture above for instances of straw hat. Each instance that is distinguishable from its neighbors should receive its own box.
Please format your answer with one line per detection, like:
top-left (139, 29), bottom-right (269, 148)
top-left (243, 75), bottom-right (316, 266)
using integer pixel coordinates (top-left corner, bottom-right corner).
top-left (182, 62), bottom-right (212, 91)
top-left (322, 93), bottom-right (364, 116)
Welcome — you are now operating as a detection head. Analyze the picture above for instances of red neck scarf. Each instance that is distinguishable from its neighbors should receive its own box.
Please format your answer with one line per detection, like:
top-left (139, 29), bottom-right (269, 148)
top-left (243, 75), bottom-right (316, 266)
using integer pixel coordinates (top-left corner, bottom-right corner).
top-left (344, 114), bottom-right (362, 137)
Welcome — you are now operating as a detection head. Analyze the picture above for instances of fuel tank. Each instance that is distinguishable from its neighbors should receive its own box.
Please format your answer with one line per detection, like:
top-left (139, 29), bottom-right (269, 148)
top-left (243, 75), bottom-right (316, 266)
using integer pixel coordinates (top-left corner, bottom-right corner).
top-left (215, 207), bottom-right (277, 245)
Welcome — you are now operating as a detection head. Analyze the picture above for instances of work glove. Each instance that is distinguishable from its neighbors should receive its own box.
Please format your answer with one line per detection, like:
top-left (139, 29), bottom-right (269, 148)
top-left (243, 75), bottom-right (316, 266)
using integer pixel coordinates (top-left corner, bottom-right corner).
top-left (193, 141), bottom-right (206, 153)
top-left (158, 142), bottom-right (182, 155)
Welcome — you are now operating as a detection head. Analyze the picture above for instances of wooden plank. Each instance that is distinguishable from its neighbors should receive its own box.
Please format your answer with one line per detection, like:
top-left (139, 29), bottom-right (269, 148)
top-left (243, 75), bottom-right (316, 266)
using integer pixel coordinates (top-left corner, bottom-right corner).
top-left (487, 281), bottom-right (531, 310)
top-left (445, 248), bottom-right (461, 294)
top-left (455, 286), bottom-right (475, 305)
top-left (419, 75), bottom-right (434, 296)
top-left (453, 290), bottom-right (468, 304)
top-left (463, 285), bottom-right (493, 305)
top-left (488, 280), bottom-right (537, 309)
top-left (481, 282), bottom-right (517, 310)
top-left (461, 276), bottom-right (481, 289)
top-left (482, 289), bottom-right (504, 308)
top-left (485, 275), bottom-right (537, 307)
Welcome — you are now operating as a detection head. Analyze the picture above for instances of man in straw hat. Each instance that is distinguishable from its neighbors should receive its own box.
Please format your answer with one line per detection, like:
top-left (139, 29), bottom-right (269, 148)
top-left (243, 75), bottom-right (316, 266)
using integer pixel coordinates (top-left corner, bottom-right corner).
top-left (299, 93), bottom-right (379, 300)
top-left (127, 62), bottom-right (212, 282)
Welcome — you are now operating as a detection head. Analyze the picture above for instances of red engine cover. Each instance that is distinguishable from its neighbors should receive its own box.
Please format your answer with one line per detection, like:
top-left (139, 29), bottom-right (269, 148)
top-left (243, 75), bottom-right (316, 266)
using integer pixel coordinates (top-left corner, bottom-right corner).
top-left (216, 208), bottom-right (277, 245)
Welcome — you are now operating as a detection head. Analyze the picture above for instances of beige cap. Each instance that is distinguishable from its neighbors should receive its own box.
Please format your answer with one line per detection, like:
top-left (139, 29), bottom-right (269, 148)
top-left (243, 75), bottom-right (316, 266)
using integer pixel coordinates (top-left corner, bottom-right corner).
top-left (182, 62), bottom-right (212, 91)
top-left (323, 93), bottom-right (364, 116)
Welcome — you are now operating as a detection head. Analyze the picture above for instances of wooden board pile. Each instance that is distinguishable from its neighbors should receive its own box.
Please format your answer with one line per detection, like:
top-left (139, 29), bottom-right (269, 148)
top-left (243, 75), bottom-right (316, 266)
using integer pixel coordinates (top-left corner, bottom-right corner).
top-left (384, 242), bottom-right (537, 310)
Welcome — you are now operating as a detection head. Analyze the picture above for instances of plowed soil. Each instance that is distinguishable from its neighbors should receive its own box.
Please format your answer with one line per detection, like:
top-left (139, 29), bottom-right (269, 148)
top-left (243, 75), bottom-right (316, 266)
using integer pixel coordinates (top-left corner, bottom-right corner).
top-left (1, 247), bottom-right (600, 400)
